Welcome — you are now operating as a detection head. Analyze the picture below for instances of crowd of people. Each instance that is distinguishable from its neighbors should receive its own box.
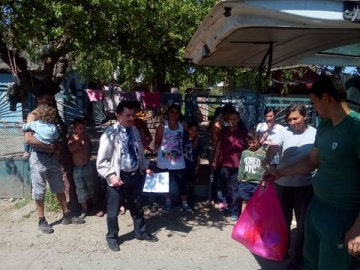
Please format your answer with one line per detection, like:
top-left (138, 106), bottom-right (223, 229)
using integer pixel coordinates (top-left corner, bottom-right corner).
top-left (22, 75), bottom-right (360, 269)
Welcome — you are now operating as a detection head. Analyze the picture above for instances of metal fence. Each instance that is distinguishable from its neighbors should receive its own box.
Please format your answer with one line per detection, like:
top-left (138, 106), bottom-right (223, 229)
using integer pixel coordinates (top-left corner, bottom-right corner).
top-left (0, 122), bottom-right (24, 156)
top-left (185, 93), bottom-right (316, 130)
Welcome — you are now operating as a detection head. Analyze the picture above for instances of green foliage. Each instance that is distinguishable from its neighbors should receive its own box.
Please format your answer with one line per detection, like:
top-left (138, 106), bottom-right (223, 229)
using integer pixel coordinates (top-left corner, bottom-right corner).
top-left (1, 0), bottom-right (264, 92)
top-left (44, 191), bottom-right (61, 212)
top-left (14, 196), bottom-right (32, 210)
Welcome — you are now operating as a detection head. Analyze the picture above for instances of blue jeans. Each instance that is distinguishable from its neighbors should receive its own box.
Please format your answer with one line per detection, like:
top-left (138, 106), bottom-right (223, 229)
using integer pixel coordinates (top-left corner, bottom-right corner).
top-left (232, 182), bottom-right (258, 217)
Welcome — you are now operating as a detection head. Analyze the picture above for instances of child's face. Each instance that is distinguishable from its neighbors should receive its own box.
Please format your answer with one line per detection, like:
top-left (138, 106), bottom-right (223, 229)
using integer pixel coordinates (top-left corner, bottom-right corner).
top-left (247, 139), bottom-right (260, 151)
top-left (74, 124), bottom-right (86, 135)
top-left (189, 126), bottom-right (199, 139)
top-left (168, 108), bottom-right (180, 121)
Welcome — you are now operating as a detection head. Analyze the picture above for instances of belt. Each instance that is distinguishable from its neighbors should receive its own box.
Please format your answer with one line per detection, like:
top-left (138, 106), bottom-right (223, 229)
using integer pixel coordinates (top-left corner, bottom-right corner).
top-left (120, 170), bottom-right (138, 176)
top-left (34, 150), bottom-right (54, 157)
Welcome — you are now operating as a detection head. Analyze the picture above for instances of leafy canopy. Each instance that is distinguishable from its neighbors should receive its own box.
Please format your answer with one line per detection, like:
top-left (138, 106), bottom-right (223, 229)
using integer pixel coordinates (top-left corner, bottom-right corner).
top-left (1, 0), bottom-right (263, 93)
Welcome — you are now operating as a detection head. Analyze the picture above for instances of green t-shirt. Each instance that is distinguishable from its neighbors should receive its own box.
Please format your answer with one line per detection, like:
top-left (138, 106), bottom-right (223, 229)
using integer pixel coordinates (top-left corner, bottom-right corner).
top-left (313, 111), bottom-right (360, 210)
top-left (237, 149), bottom-right (266, 184)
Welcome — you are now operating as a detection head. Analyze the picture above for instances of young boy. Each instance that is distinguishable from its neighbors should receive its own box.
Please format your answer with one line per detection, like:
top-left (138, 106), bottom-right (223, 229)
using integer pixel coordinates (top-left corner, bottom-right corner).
top-left (68, 119), bottom-right (94, 220)
top-left (183, 122), bottom-right (202, 208)
top-left (231, 130), bottom-right (266, 221)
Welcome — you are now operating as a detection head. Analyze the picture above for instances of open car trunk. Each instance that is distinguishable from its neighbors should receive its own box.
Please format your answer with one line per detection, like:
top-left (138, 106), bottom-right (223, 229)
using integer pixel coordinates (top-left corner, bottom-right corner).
top-left (185, 0), bottom-right (360, 68)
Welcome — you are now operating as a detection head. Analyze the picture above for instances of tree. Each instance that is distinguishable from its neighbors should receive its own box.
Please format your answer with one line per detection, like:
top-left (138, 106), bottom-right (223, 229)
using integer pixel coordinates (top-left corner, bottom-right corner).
top-left (0, 1), bottom-right (219, 93)
top-left (1, 0), bottom-right (267, 96)
top-left (1, 0), bottom-right (129, 95)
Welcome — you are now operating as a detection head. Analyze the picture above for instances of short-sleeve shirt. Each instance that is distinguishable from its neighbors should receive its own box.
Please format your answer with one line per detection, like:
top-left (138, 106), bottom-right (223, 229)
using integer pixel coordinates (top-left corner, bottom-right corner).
top-left (256, 122), bottom-right (284, 164)
top-left (313, 111), bottom-right (360, 210)
top-left (23, 121), bottom-right (60, 145)
top-left (183, 135), bottom-right (203, 169)
top-left (218, 127), bottom-right (247, 168)
top-left (273, 125), bottom-right (317, 187)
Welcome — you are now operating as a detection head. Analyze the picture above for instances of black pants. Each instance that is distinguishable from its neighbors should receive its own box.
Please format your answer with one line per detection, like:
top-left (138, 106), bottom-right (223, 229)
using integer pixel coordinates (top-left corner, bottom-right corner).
top-left (220, 167), bottom-right (238, 207)
top-left (96, 175), bottom-right (108, 212)
top-left (106, 170), bottom-right (147, 244)
top-left (275, 183), bottom-right (313, 268)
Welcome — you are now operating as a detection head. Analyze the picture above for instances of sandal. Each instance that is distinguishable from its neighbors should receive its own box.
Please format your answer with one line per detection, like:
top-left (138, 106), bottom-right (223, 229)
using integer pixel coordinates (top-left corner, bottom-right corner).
top-left (96, 211), bottom-right (105, 217)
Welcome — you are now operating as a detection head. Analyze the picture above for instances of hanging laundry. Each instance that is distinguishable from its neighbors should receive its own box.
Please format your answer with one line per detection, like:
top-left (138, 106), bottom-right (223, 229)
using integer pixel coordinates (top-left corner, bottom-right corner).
top-left (161, 93), bottom-right (182, 106)
top-left (86, 89), bottom-right (105, 102)
top-left (120, 92), bottom-right (137, 101)
top-left (141, 91), bottom-right (161, 110)
top-left (103, 85), bottom-right (121, 113)
top-left (135, 91), bottom-right (143, 102)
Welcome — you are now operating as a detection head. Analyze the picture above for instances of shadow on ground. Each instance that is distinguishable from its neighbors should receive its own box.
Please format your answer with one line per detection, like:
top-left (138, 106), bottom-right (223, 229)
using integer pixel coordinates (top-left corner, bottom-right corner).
top-left (142, 199), bottom-right (233, 238)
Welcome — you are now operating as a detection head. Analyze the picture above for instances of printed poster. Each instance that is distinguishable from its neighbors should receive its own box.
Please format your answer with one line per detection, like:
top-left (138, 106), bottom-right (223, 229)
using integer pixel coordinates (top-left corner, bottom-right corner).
top-left (143, 172), bottom-right (169, 193)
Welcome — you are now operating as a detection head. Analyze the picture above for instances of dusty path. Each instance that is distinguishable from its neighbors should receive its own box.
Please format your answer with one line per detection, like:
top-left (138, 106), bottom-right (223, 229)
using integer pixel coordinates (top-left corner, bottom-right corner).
top-left (0, 199), bottom-right (287, 270)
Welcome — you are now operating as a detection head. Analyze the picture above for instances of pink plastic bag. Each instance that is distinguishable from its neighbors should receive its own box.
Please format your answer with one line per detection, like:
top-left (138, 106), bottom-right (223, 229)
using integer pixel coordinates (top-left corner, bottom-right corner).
top-left (231, 180), bottom-right (288, 261)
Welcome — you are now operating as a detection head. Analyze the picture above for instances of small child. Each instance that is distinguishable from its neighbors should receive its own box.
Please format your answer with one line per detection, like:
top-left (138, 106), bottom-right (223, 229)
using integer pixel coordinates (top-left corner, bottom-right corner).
top-left (231, 130), bottom-right (266, 221)
top-left (183, 122), bottom-right (202, 208)
top-left (68, 119), bottom-right (94, 220)
top-left (23, 104), bottom-right (59, 147)
top-left (132, 100), bottom-right (153, 153)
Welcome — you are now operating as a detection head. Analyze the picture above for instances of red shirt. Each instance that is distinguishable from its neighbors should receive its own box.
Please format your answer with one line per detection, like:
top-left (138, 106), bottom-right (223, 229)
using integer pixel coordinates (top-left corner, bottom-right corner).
top-left (219, 127), bottom-right (247, 168)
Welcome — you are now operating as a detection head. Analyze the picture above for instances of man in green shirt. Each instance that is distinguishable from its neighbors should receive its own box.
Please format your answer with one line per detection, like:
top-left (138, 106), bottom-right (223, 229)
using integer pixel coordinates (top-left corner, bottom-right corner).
top-left (267, 75), bottom-right (360, 270)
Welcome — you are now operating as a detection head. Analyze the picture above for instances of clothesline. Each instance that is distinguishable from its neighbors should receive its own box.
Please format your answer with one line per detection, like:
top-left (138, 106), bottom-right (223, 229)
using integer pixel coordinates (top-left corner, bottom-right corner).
top-left (85, 88), bottom-right (181, 111)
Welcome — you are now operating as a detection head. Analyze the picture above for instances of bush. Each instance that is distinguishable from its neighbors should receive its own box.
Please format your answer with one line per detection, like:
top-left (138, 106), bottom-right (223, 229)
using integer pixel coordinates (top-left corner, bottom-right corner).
top-left (14, 197), bottom-right (32, 209)
top-left (44, 191), bottom-right (61, 212)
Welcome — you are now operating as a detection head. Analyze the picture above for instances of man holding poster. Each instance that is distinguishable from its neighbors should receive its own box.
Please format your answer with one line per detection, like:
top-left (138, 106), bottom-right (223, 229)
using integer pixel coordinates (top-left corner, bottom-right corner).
top-left (97, 100), bottom-right (158, 252)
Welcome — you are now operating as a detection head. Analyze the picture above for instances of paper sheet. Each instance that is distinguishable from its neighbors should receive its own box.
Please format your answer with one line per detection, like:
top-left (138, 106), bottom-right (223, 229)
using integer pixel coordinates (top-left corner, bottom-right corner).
top-left (143, 172), bottom-right (169, 193)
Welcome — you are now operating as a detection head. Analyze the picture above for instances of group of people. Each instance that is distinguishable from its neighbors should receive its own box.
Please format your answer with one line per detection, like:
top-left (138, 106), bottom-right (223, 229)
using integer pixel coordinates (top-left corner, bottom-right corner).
top-left (24, 75), bottom-right (360, 269)
top-left (24, 91), bottom-right (203, 252)
top-left (209, 76), bottom-right (360, 270)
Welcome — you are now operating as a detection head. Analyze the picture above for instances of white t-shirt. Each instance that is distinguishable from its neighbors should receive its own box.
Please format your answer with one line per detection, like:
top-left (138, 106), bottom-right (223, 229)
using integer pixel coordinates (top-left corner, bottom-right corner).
top-left (256, 123), bottom-right (284, 164)
top-left (272, 126), bottom-right (317, 187)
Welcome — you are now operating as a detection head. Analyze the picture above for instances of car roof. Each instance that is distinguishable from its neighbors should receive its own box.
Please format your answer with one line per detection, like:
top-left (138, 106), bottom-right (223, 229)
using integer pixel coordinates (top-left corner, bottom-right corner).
top-left (185, 0), bottom-right (360, 67)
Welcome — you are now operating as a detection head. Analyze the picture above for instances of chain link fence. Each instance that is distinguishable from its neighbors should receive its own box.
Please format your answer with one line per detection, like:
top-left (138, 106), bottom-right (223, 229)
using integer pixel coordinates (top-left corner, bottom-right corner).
top-left (0, 122), bottom-right (25, 157)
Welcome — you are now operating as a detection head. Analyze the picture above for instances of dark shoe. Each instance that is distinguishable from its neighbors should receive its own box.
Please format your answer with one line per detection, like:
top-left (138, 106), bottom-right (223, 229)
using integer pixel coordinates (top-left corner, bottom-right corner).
top-left (39, 220), bottom-right (54, 234)
top-left (62, 212), bottom-right (85, 225)
top-left (137, 234), bottom-right (159, 242)
top-left (183, 204), bottom-right (192, 213)
top-left (107, 241), bottom-right (120, 252)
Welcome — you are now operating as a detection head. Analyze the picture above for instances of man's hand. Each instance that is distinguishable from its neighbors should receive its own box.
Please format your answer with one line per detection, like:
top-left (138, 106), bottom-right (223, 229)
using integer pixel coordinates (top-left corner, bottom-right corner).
top-left (345, 224), bottom-right (360, 256)
top-left (110, 175), bottom-right (124, 187)
top-left (146, 169), bottom-right (154, 176)
top-left (212, 161), bottom-right (217, 170)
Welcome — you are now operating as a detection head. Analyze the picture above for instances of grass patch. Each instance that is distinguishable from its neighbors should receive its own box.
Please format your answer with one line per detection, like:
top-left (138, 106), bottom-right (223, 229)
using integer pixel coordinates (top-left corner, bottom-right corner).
top-left (14, 196), bottom-right (32, 209)
top-left (45, 191), bottom-right (61, 212)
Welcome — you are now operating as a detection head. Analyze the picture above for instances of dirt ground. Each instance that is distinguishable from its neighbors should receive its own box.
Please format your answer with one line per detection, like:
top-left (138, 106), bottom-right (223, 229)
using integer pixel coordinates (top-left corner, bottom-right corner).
top-left (0, 198), bottom-right (289, 270)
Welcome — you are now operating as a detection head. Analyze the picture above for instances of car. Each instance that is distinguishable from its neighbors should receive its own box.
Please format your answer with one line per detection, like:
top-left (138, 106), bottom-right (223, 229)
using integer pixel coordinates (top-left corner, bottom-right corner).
top-left (185, 0), bottom-right (360, 68)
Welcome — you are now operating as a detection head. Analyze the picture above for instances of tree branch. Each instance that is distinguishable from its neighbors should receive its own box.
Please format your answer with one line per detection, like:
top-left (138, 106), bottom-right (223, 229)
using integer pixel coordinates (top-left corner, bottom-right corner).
top-left (0, 40), bottom-right (40, 95)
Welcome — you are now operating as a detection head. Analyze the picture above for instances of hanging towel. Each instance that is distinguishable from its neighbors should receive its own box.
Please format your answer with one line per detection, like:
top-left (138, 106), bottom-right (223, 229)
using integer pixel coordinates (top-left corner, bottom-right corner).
top-left (86, 89), bottom-right (105, 102)
top-left (142, 91), bottom-right (161, 110)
